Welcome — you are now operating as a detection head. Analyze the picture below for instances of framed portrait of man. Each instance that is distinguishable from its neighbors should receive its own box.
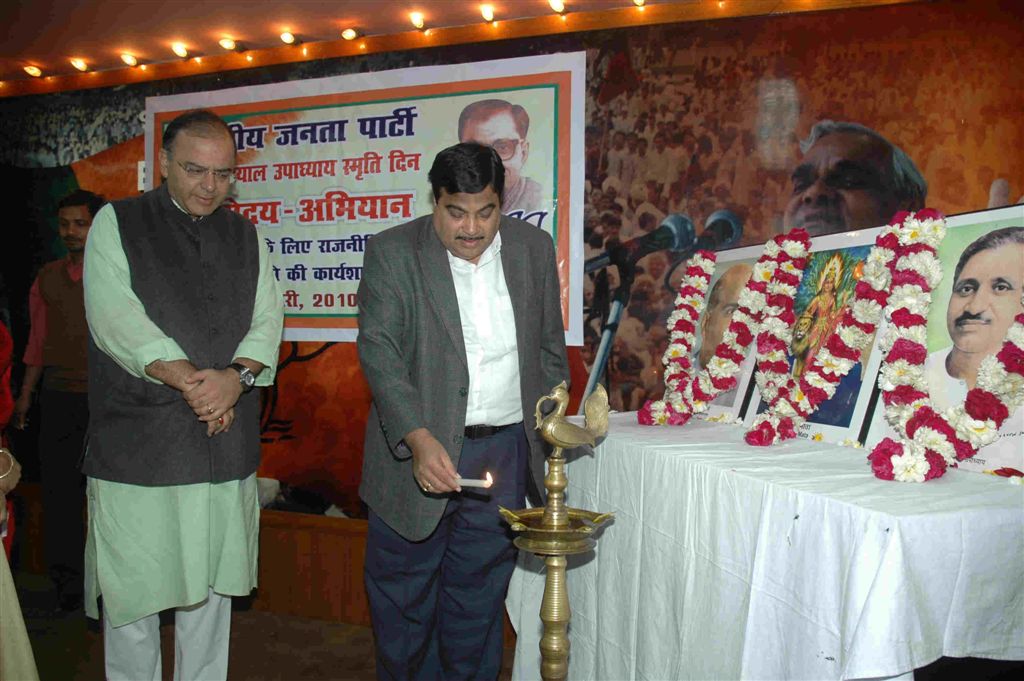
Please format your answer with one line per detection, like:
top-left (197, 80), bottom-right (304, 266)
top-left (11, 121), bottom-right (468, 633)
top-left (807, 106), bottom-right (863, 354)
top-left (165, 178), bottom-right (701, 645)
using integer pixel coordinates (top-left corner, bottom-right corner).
top-left (863, 205), bottom-right (1024, 475)
top-left (689, 243), bottom-right (763, 421)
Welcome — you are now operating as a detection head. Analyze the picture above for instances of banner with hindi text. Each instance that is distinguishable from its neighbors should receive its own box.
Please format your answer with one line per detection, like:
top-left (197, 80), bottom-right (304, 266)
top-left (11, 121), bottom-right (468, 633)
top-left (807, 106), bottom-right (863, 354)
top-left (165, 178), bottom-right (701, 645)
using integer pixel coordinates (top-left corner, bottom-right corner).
top-left (145, 53), bottom-right (585, 343)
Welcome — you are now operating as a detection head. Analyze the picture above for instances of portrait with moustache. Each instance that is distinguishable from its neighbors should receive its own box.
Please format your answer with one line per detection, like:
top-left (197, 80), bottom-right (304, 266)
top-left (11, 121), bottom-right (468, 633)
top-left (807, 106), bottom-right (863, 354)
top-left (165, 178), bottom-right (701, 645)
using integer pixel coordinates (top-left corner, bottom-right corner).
top-left (866, 213), bottom-right (1024, 474)
top-left (925, 223), bottom-right (1024, 474)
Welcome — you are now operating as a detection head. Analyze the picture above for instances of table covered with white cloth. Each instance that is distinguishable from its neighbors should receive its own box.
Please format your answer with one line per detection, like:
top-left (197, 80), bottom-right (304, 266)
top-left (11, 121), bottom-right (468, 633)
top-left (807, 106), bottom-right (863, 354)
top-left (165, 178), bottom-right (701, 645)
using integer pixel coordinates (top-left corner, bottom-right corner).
top-left (506, 413), bottom-right (1024, 680)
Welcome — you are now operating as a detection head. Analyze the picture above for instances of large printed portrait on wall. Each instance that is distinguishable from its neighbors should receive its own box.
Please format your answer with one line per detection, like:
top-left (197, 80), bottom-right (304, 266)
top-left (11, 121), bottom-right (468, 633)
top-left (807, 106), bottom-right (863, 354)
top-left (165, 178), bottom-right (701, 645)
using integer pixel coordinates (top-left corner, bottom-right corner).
top-left (864, 205), bottom-right (1024, 475)
top-left (583, 0), bottom-right (1022, 418)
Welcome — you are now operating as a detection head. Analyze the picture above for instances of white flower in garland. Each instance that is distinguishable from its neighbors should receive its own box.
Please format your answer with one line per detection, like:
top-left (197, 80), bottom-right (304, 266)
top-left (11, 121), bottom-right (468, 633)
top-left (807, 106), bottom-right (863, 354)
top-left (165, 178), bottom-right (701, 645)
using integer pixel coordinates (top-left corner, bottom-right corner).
top-left (896, 251), bottom-right (943, 288)
top-left (852, 298), bottom-right (883, 324)
top-left (916, 216), bottom-right (947, 248)
top-left (838, 325), bottom-right (872, 351)
top-left (912, 425), bottom-right (956, 462)
top-left (888, 284), bottom-right (931, 317)
top-left (946, 409), bottom-right (999, 448)
top-left (1007, 323), bottom-right (1024, 348)
top-left (879, 359), bottom-right (925, 390)
top-left (815, 349), bottom-right (857, 377)
top-left (891, 447), bottom-right (930, 483)
top-left (707, 355), bottom-right (739, 378)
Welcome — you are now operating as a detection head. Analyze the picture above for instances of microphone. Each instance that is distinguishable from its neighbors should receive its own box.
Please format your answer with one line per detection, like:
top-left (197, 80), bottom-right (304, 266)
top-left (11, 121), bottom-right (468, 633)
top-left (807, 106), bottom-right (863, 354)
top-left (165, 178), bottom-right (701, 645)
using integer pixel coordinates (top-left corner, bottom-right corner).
top-left (585, 213), bottom-right (695, 274)
top-left (695, 209), bottom-right (743, 252)
top-left (661, 210), bottom-right (744, 293)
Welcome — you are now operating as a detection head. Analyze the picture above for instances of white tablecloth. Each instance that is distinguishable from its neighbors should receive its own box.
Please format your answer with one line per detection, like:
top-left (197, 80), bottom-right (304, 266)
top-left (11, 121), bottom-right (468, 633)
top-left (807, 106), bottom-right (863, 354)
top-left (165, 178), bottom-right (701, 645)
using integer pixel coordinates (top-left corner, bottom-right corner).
top-left (507, 413), bottom-right (1024, 680)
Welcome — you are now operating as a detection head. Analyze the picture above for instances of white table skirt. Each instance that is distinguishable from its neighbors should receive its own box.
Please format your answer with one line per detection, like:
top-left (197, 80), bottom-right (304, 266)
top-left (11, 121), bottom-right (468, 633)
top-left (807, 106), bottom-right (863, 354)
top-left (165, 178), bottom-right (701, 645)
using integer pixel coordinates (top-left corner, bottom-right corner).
top-left (507, 413), bottom-right (1024, 681)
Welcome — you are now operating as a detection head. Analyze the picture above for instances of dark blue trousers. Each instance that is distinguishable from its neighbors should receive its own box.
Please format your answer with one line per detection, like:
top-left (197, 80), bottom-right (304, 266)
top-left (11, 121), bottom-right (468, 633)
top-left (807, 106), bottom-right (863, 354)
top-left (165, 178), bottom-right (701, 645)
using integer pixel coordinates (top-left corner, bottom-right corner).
top-left (365, 424), bottom-right (528, 681)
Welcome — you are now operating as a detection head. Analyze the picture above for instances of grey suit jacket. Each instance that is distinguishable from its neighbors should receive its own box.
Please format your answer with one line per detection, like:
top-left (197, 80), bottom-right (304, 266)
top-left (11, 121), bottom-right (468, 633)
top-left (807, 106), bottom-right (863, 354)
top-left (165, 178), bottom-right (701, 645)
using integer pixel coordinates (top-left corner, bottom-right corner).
top-left (357, 213), bottom-right (569, 541)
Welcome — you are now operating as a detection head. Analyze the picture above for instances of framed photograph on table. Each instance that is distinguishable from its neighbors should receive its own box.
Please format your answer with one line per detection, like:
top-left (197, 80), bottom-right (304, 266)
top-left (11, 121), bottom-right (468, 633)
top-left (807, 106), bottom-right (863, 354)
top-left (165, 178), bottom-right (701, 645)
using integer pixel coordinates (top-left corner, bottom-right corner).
top-left (863, 204), bottom-right (1024, 475)
top-left (743, 228), bottom-right (884, 443)
top-left (691, 243), bottom-right (763, 422)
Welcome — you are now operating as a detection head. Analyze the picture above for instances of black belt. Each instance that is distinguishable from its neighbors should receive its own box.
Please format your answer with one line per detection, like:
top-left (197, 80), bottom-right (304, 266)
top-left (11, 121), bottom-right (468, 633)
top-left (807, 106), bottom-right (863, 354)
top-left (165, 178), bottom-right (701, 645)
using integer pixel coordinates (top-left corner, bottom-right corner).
top-left (464, 423), bottom-right (519, 440)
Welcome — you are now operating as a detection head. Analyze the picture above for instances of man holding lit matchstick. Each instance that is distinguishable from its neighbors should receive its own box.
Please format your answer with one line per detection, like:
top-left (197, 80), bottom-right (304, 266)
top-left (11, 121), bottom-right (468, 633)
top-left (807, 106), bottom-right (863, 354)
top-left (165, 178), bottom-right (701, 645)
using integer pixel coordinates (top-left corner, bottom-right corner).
top-left (357, 142), bottom-right (569, 680)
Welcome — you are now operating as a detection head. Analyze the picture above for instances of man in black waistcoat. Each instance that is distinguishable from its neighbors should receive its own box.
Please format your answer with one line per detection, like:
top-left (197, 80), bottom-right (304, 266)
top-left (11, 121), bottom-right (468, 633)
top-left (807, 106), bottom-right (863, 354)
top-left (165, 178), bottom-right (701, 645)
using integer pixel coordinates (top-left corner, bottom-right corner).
top-left (82, 110), bottom-right (283, 680)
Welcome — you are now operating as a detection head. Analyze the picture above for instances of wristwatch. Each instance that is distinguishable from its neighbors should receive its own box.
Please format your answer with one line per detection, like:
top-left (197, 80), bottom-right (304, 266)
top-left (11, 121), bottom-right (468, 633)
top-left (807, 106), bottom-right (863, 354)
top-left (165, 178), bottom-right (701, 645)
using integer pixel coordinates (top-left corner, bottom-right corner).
top-left (229, 363), bottom-right (256, 392)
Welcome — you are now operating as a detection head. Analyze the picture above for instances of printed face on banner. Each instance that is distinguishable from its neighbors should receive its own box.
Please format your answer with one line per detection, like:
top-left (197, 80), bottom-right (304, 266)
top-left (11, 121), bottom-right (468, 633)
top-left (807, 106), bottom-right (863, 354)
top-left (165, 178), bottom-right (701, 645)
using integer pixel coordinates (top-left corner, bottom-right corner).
top-left (147, 55), bottom-right (580, 343)
top-left (784, 131), bottom-right (905, 237)
top-left (459, 107), bottom-right (530, 187)
top-left (432, 187), bottom-right (502, 264)
top-left (159, 130), bottom-right (236, 217)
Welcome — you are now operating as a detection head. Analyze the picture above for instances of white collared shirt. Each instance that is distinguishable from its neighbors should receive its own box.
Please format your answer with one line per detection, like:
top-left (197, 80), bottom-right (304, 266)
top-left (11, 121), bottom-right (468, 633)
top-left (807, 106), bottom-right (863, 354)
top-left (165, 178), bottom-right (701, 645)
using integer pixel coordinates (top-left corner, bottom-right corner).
top-left (447, 231), bottom-right (523, 427)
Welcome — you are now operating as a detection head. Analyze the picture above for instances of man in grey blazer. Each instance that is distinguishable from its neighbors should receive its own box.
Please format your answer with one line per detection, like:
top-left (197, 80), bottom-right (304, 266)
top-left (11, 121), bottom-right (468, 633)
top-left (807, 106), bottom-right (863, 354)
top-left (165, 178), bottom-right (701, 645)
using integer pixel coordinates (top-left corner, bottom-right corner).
top-left (357, 142), bottom-right (569, 680)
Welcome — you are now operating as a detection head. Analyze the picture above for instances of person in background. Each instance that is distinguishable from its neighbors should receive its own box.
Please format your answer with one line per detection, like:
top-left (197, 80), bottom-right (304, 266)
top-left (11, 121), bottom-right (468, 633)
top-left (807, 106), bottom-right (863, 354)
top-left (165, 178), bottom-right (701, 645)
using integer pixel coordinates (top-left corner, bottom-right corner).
top-left (1, 318), bottom-right (41, 681)
top-left (13, 189), bottom-right (105, 612)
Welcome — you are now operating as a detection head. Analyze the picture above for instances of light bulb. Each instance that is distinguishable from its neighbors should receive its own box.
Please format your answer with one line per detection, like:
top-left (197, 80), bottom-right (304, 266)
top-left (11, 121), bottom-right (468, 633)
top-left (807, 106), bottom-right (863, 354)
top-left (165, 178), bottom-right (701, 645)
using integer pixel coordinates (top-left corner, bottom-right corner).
top-left (410, 12), bottom-right (425, 29)
top-left (121, 53), bottom-right (138, 66)
top-left (219, 37), bottom-right (236, 51)
top-left (70, 58), bottom-right (88, 72)
top-left (171, 43), bottom-right (188, 58)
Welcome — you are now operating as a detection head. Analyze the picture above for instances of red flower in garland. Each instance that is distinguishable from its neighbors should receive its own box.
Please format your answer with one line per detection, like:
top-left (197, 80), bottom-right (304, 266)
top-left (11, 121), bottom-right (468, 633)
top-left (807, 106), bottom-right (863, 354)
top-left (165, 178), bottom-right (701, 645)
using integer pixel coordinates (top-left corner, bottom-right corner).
top-left (886, 339), bottom-right (927, 365)
top-left (868, 438), bottom-right (901, 480)
top-left (964, 389), bottom-right (1010, 425)
top-left (923, 451), bottom-right (947, 480)
top-left (996, 343), bottom-right (1024, 377)
top-left (744, 420), bottom-right (776, 446)
top-left (915, 207), bottom-right (944, 221)
top-left (882, 384), bottom-right (928, 406)
top-left (889, 308), bottom-right (928, 329)
top-left (777, 418), bottom-right (797, 440)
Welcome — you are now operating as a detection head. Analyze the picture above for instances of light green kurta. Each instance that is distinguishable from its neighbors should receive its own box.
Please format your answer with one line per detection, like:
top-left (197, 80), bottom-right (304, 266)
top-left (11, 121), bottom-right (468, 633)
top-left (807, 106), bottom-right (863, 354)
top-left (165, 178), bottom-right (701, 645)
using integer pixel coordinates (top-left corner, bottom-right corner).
top-left (84, 474), bottom-right (259, 626)
top-left (82, 203), bottom-right (283, 627)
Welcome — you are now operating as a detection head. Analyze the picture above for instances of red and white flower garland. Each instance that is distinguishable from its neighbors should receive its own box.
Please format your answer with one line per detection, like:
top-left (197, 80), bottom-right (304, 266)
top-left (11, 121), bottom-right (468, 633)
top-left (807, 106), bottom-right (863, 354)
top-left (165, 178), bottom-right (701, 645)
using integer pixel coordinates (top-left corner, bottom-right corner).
top-left (638, 250), bottom-right (716, 425)
top-left (745, 224), bottom-right (898, 445)
top-left (866, 211), bottom-right (1024, 482)
top-left (638, 229), bottom-right (811, 426)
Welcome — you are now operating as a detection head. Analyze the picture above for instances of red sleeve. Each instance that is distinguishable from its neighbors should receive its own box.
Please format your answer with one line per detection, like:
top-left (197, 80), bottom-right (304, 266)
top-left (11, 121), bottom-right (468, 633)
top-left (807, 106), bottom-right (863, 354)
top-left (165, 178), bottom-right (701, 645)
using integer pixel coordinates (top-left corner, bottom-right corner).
top-left (0, 321), bottom-right (14, 428)
top-left (22, 275), bottom-right (46, 367)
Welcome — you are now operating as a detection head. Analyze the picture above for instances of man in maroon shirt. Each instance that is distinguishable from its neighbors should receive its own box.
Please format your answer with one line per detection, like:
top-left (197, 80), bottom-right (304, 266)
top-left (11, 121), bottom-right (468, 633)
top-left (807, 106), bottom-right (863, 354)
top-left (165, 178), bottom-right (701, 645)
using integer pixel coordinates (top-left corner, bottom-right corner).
top-left (13, 189), bottom-right (105, 612)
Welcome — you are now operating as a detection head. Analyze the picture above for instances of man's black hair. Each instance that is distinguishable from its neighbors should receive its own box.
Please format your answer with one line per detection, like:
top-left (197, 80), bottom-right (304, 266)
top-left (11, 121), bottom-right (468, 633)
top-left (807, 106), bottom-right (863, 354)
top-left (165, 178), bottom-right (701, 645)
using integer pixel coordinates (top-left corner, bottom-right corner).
top-left (58, 189), bottom-right (106, 218)
top-left (428, 142), bottom-right (505, 203)
top-left (953, 226), bottom-right (1024, 283)
top-left (161, 109), bottom-right (234, 151)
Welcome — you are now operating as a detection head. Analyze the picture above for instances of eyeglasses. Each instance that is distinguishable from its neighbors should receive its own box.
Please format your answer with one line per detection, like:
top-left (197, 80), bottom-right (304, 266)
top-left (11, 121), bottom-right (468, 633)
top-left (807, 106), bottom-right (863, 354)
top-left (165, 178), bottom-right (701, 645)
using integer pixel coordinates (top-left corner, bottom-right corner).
top-left (490, 138), bottom-right (523, 161)
top-left (175, 160), bottom-right (236, 183)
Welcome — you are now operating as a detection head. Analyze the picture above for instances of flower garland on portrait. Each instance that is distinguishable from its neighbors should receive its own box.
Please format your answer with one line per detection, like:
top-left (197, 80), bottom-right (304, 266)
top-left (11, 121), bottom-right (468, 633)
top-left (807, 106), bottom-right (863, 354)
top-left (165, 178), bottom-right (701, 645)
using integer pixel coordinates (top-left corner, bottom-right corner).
top-left (864, 212), bottom-right (1024, 482)
top-left (637, 229), bottom-right (811, 426)
top-left (744, 223), bottom-right (899, 445)
top-left (740, 209), bottom-right (1024, 482)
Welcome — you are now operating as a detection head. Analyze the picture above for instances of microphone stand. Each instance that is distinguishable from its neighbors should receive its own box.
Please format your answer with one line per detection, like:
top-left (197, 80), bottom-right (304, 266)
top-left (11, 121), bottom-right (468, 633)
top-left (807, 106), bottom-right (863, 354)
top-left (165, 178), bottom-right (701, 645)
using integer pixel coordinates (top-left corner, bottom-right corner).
top-left (581, 258), bottom-right (637, 409)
